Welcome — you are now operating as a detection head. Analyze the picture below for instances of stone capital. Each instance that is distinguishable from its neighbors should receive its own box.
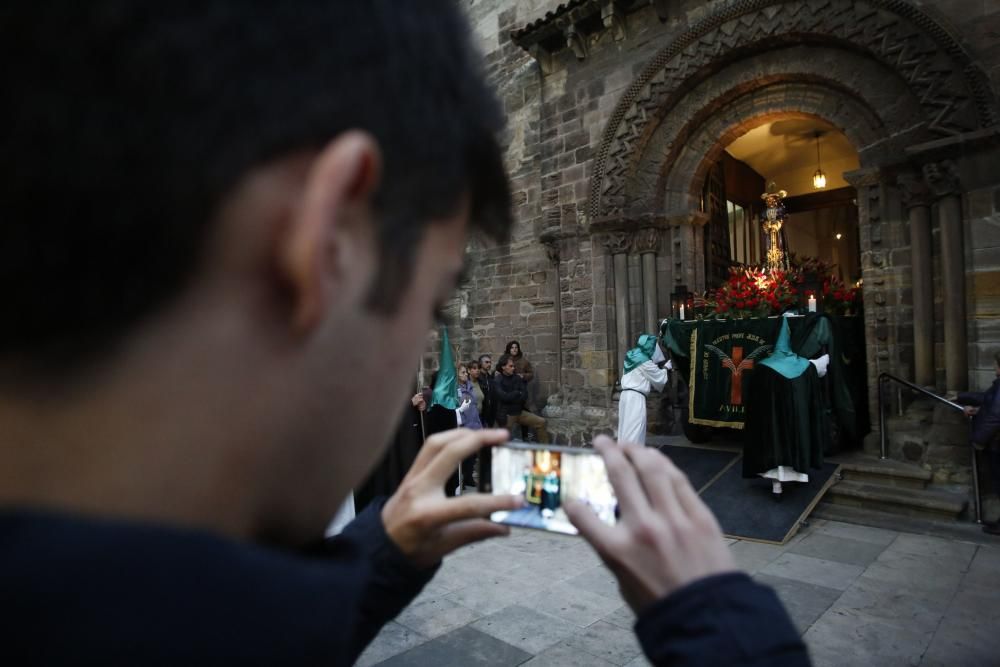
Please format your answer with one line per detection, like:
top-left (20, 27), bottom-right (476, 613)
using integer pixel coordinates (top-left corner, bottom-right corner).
top-left (896, 172), bottom-right (933, 209)
top-left (602, 232), bottom-right (632, 255)
top-left (922, 160), bottom-right (961, 199)
top-left (634, 227), bottom-right (660, 254)
top-left (843, 167), bottom-right (883, 188)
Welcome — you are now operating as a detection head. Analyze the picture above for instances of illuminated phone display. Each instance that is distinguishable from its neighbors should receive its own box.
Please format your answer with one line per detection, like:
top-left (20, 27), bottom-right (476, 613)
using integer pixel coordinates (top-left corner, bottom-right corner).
top-left (483, 443), bottom-right (617, 535)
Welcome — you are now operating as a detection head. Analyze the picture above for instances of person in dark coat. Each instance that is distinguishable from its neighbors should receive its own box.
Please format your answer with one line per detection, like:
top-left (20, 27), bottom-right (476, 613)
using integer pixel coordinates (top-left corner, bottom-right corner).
top-left (355, 391), bottom-right (427, 513)
top-left (494, 353), bottom-right (549, 443)
top-left (0, 2), bottom-right (809, 664)
top-left (954, 351), bottom-right (1000, 535)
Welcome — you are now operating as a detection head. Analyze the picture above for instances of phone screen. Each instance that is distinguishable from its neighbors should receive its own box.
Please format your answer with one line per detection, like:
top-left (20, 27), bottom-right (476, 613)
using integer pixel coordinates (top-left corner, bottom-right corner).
top-left (479, 443), bottom-right (617, 535)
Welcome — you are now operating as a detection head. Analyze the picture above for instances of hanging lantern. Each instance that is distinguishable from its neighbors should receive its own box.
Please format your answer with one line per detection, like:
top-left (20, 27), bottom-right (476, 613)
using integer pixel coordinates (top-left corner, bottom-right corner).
top-left (812, 132), bottom-right (827, 189)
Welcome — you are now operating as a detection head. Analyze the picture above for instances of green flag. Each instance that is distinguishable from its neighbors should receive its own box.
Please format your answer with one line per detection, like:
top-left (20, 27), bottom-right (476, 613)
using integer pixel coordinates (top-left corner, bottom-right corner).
top-left (430, 326), bottom-right (459, 410)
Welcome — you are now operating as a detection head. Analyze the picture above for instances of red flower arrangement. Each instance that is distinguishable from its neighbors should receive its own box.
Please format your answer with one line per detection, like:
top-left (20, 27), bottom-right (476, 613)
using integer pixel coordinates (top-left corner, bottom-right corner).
top-left (696, 257), bottom-right (861, 319)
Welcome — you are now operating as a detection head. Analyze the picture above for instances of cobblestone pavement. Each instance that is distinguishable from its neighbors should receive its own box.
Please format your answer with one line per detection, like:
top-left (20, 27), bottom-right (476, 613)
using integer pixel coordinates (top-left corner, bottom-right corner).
top-left (358, 518), bottom-right (1000, 666)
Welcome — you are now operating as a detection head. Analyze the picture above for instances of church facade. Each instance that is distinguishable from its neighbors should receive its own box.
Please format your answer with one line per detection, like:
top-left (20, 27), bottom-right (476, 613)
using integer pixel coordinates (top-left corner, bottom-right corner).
top-left (446, 0), bottom-right (1000, 467)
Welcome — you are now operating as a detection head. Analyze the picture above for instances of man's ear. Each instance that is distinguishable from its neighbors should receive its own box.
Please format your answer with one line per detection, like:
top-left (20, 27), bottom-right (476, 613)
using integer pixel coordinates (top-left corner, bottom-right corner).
top-left (279, 131), bottom-right (382, 332)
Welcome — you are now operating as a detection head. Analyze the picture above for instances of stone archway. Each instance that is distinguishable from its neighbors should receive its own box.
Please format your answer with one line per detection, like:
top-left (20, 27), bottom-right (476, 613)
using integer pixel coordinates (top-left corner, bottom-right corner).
top-left (585, 0), bottom-right (999, 441)
top-left (589, 0), bottom-right (997, 222)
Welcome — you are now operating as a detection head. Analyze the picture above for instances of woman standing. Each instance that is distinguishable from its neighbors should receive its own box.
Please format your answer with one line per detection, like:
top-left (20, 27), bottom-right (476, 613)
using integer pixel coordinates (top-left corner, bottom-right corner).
top-left (455, 364), bottom-right (482, 492)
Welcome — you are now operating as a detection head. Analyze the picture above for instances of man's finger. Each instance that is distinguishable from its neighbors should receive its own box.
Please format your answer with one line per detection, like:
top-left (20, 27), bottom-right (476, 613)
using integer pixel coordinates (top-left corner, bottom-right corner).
top-left (421, 492), bottom-right (523, 527)
top-left (564, 499), bottom-right (617, 559)
top-left (422, 428), bottom-right (508, 483)
top-left (432, 519), bottom-right (511, 558)
top-left (407, 428), bottom-right (471, 477)
top-left (628, 447), bottom-right (686, 523)
top-left (594, 437), bottom-right (649, 519)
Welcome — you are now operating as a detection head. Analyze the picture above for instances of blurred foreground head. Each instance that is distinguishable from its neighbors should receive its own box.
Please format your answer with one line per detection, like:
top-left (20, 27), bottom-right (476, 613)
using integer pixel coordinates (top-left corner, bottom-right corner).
top-left (0, 1), bottom-right (511, 544)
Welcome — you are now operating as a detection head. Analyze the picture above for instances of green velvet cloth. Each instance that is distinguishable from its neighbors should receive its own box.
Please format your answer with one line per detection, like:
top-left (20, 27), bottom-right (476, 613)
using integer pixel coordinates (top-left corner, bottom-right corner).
top-left (661, 314), bottom-right (870, 451)
top-left (742, 363), bottom-right (828, 477)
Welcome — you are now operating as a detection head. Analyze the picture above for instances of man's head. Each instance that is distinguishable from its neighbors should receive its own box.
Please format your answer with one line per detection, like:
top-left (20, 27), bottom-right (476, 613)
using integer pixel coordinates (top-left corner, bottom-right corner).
top-left (0, 2), bottom-right (511, 545)
top-left (498, 354), bottom-right (516, 377)
top-left (479, 355), bottom-right (493, 375)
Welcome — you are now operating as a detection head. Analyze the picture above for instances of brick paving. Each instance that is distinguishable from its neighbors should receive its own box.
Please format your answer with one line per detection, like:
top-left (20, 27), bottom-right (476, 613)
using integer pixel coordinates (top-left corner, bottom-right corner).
top-left (358, 518), bottom-right (1000, 666)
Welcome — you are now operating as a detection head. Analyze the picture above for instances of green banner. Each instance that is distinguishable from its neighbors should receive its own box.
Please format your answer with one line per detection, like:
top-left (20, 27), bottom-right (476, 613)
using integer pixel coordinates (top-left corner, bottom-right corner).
top-left (688, 319), bottom-right (776, 429)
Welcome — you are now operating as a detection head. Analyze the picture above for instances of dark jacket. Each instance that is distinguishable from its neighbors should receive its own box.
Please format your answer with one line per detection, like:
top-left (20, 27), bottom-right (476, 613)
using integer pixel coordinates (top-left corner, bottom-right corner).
top-left (636, 572), bottom-right (810, 666)
top-left (494, 372), bottom-right (527, 424)
top-left (958, 377), bottom-right (1000, 448)
top-left (477, 373), bottom-right (497, 428)
top-left (1, 501), bottom-right (435, 665)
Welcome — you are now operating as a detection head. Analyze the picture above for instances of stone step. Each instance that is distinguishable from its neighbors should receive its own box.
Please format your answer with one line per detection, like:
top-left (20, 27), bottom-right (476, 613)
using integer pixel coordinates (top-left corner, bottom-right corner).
top-left (835, 456), bottom-right (933, 490)
top-left (823, 479), bottom-right (968, 521)
top-left (810, 503), bottom-right (996, 546)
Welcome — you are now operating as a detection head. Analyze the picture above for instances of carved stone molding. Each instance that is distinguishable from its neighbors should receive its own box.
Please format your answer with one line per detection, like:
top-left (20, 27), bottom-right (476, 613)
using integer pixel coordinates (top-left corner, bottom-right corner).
top-left (843, 168), bottom-right (884, 189)
top-left (602, 232), bottom-right (632, 256)
top-left (586, 0), bottom-right (998, 219)
top-left (540, 228), bottom-right (562, 264)
top-left (897, 172), bottom-right (933, 209)
top-left (563, 22), bottom-right (587, 60)
top-left (922, 160), bottom-right (961, 199)
top-left (634, 228), bottom-right (660, 254)
top-left (601, 1), bottom-right (626, 41)
top-left (589, 209), bottom-right (707, 235)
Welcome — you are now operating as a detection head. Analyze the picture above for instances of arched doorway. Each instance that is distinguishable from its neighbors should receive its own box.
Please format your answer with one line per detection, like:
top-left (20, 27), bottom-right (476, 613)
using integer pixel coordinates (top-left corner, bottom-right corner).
top-left (700, 119), bottom-right (862, 290)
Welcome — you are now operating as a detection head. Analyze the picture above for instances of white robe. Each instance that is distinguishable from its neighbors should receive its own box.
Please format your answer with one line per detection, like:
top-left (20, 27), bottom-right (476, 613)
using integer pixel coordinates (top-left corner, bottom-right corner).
top-left (617, 352), bottom-right (669, 445)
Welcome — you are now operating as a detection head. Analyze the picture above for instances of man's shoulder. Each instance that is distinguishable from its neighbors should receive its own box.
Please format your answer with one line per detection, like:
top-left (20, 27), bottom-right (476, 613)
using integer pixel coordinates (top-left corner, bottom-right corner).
top-left (1, 508), bottom-right (368, 662)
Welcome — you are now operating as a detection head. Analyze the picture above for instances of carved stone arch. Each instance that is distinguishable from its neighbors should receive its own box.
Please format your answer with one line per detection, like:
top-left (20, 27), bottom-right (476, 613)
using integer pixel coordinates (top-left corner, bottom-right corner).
top-left (621, 45), bottom-right (911, 215)
top-left (657, 82), bottom-right (888, 212)
top-left (588, 0), bottom-right (999, 220)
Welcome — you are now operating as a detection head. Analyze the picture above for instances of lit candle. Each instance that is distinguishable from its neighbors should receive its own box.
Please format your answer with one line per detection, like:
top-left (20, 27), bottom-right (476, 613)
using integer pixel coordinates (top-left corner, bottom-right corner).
top-left (679, 304), bottom-right (686, 320)
top-left (807, 294), bottom-right (817, 313)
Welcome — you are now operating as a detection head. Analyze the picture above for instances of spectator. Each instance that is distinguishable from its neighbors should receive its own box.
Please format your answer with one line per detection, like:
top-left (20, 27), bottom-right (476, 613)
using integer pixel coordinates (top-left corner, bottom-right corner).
top-left (504, 340), bottom-right (534, 384)
top-left (953, 350), bottom-right (1000, 536)
top-left (456, 364), bottom-right (481, 490)
top-left (479, 354), bottom-right (495, 380)
top-left (494, 353), bottom-right (550, 443)
top-left (471, 359), bottom-right (497, 428)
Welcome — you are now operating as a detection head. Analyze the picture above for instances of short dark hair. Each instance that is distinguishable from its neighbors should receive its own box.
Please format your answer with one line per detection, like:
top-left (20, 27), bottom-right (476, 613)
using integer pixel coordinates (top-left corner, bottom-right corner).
top-left (497, 354), bottom-right (514, 370)
top-left (1, 1), bottom-right (511, 379)
top-left (478, 354), bottom-right (492, 364)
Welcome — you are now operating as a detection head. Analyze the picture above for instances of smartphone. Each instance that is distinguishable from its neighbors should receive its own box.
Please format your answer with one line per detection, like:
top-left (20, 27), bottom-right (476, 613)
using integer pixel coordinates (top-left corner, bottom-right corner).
top-left (478, 442), bottom-right (618, 535)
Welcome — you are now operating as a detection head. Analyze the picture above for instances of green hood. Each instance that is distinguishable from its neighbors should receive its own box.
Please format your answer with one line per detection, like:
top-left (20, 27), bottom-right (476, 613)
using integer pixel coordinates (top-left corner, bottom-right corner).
top-left (623, 334), bottom-right (658, 375)
top-left (759, 318), bottom-right (810, 379)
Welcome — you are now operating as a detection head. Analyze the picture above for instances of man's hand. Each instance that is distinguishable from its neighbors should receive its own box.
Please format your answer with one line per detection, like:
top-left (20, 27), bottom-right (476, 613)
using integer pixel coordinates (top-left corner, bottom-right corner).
top-left (382, 428), bottom-right (522, 568)
top-left (565, 436), bottom-right (737, 614)
top-left (964, 406), bottom-right (979, 417)
top-left (411, 392), bottom-right (426, 411)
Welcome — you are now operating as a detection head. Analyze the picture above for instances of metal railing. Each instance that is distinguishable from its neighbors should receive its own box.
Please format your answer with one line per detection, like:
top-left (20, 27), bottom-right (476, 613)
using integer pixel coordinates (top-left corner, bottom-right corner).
top-left (878, 372), bottom-right (982, 524)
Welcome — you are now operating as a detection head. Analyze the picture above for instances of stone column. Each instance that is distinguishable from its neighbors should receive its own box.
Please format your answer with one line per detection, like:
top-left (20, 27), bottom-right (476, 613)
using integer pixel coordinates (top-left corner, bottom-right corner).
top-left (635, 228), bottom-right (660, 333)
top-left (898, 172), bottom-right (935, 387)
top-left (924, 161), bottom-right (967, 391)
top-left (540, 231), bottom-right (563, 391)
top-left (604, 233), bottom-right (632, 383)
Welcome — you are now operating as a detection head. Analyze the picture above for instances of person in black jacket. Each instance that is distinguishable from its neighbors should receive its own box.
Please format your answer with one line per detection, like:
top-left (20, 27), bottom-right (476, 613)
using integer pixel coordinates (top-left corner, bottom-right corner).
top-left (494, 353), bottom-right (550, 443)
top-left (954, 351), bottom-right (1000, 535)
top-left (0, 2), bottom-right (809, 664)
